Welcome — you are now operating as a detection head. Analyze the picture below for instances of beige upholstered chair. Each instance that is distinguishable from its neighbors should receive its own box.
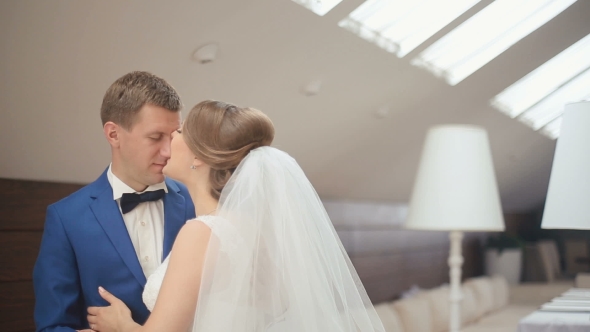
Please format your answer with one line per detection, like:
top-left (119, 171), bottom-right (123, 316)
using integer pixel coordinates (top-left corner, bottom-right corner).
top-left (537, 240), bottom-right (561, 282)
top-left (575, 272), bottom-right (590, 288)
top-left (564, 239), bottom-right (590, 274)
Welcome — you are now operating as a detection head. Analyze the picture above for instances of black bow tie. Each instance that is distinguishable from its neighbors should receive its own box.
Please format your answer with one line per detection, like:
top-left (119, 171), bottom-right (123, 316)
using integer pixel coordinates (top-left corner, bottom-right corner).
top-left (120, 189), bottom-right (165, 214)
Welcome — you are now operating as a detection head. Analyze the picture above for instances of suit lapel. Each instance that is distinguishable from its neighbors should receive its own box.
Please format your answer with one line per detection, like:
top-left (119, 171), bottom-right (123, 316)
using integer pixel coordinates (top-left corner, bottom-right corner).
top-left (90, 172), bottom-right (146, 286)
top-left (162, 179), bottom-right (186, 260)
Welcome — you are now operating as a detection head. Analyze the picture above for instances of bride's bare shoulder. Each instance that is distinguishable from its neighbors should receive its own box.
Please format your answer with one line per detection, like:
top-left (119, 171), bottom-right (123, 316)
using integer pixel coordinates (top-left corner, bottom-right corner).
top-left (174, 219), bottom-right (212, 247)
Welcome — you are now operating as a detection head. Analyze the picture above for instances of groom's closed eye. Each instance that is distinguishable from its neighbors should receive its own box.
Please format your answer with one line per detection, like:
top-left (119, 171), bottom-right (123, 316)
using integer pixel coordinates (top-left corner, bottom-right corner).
top-left (149, 134), bottom-right (164, 141)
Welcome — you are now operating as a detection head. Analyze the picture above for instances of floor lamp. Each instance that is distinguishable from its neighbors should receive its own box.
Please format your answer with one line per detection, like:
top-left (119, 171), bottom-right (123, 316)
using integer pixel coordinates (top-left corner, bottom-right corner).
top-left (541, 101), bottom-right (590, 283)
top-left (405, 125), bottom-right (505, 332)
top-left (541, 101), bottom-right (590, 231)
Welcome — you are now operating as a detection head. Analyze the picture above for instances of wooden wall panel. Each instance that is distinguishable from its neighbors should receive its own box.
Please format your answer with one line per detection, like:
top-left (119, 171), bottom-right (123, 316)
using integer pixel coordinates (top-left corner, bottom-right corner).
top-left (0, 281), bottom-right (35, 332)
top-left (0, 178), bottom-right (83, 231)
top-left (0, 178), bottom-right (83, 331)
top-left (0, 232), bottom-right (43, 282)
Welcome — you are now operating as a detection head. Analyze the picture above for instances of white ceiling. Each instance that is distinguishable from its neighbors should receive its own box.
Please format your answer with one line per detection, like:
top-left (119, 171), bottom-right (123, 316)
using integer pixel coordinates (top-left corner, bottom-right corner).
top-left (1, 0), bottom-right (589, 213)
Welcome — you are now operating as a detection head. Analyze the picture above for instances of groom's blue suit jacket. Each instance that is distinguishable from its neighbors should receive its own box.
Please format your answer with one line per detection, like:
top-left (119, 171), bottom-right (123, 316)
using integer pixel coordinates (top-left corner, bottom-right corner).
top-left (33, 169), bottom-right (195, 332)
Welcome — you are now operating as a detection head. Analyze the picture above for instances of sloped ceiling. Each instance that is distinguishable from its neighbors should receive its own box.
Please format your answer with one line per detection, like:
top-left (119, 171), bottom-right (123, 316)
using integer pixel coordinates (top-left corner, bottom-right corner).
top-left (1, 0), bottom-right (589, 212)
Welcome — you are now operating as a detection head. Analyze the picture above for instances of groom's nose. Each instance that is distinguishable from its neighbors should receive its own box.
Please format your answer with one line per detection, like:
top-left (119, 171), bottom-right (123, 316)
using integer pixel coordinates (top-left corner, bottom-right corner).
top-left (160, 140), bottom-right (171, 159)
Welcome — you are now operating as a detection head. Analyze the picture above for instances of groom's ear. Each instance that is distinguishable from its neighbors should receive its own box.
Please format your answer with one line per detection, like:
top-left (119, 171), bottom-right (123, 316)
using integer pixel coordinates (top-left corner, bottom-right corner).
top-left (103, 122), bottom-right (120, 148)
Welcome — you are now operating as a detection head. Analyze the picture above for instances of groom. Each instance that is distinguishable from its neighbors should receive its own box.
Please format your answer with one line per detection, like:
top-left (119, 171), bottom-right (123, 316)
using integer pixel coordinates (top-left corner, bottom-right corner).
top-left (33, 71), bottom-right (195, 331)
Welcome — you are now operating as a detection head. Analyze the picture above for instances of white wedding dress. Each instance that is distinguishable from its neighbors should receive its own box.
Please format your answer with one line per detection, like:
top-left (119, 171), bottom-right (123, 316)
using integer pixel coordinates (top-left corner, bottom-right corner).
top-left (140, 147), bottom-right (385, 332)
top-left (142, 215), bottom-right (292, 331)
top-left (142, 216), bottom-right (218, 313)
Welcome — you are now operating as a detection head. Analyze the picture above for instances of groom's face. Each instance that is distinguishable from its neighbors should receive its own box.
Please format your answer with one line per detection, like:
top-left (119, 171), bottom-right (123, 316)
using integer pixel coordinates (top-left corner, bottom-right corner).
top-left (118, 104), bottom-right (181, 190)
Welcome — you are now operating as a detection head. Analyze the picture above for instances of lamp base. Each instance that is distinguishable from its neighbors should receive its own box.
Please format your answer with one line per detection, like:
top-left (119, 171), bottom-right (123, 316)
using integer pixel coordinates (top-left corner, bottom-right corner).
top-left (449, 231), bottom-right (464, 332)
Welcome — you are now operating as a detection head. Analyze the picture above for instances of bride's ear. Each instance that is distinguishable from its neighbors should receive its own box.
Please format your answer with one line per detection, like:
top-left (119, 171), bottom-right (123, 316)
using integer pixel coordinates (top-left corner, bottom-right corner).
top-left (192, 157), bottom-right (205, 168)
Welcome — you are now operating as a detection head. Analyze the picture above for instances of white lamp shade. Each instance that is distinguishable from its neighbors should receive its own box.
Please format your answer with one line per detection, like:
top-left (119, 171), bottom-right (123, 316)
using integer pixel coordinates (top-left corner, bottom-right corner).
top-left (542, 101), bottom-right (590, 230)
top-left (406, 125), bottom-right (505, 231)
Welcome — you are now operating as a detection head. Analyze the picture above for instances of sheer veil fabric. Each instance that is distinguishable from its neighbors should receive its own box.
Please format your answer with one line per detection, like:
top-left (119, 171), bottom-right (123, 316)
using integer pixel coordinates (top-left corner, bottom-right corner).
top-left (191, 147), bottom-right (385, 331)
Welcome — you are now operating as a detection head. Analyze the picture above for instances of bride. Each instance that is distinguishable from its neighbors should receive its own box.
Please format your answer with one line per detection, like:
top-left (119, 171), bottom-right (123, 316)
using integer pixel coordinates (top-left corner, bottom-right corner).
top-left (85, 100), bottom-right (385, 332)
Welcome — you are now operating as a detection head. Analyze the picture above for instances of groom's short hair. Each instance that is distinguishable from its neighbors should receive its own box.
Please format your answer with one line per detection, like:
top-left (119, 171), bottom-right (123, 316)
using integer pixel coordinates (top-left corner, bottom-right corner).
top-left (100, 71), bottom-right (182, 130)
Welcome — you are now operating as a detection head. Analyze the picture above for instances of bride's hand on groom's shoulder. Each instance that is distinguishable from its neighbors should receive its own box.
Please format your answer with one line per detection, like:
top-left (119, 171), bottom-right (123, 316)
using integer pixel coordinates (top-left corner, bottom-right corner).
top-left (86, 286), bottom-right (140, 332)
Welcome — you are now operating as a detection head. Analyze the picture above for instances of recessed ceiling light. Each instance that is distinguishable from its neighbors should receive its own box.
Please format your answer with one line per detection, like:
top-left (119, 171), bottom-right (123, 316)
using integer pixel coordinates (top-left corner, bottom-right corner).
top-left (375, 106), bottom-right (391, 118)
top-left (192, 43), bottom-right (218, 64)
top-left (300, 79), bottom-right (322, 96)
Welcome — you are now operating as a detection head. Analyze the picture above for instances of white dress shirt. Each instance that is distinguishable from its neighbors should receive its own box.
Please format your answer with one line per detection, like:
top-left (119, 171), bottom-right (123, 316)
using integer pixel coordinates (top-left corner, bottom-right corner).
top-left (107, 165), bottom-right (167, 278)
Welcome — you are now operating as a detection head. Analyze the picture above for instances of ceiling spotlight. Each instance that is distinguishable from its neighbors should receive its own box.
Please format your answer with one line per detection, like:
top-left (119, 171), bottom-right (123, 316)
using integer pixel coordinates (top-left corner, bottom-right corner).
top-left (300, 79), bottom-right (322, 96)
top-left (375, 106), bottom-right (391, 118)
top-left (192, 43), bottom-right (218, 64)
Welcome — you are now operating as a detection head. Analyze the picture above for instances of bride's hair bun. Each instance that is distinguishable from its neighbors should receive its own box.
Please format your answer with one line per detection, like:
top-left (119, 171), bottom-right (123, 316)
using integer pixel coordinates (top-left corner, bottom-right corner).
top-left (183, 100), bottom-right (275, 199)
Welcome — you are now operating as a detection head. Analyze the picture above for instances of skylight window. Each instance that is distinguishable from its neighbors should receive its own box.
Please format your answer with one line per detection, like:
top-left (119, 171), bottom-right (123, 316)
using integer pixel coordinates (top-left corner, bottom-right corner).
top-left (290, 0), bottom-right (343, 16)
top-left (411, 0), bottom-right (578, 86)
top-left (338, 0), bottom-right (481, 57)
top-left (491, 33), bottom-right (590, 139)
top-left (540, 117), bottom-right (563, 140)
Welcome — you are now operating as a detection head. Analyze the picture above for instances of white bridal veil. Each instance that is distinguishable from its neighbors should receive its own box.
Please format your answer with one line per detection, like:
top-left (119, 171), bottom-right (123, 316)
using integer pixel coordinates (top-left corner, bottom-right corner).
top-left (191, 147), bottom-right (385, 331)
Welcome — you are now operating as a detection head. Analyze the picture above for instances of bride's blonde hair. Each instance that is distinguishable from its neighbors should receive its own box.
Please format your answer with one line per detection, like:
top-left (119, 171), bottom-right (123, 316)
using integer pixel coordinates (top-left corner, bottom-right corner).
top-left (183, 100), bottom-right (275, 199)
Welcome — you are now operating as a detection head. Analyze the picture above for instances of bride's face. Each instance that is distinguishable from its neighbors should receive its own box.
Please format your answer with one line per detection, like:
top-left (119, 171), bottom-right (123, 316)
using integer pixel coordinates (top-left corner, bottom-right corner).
top-left (163, 127), bottom-right (196, 183)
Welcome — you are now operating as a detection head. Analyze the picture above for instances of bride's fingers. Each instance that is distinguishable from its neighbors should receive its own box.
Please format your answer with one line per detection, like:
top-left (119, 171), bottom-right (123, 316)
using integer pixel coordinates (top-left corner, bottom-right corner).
top-left (87, 306), bottom-right (99, 316)
top-left (98, 286), bottom-right (121, 305)
top-left (87, 314), bottom-right (98, 324)
top-left (86, 316), bottom-right (100, 331)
